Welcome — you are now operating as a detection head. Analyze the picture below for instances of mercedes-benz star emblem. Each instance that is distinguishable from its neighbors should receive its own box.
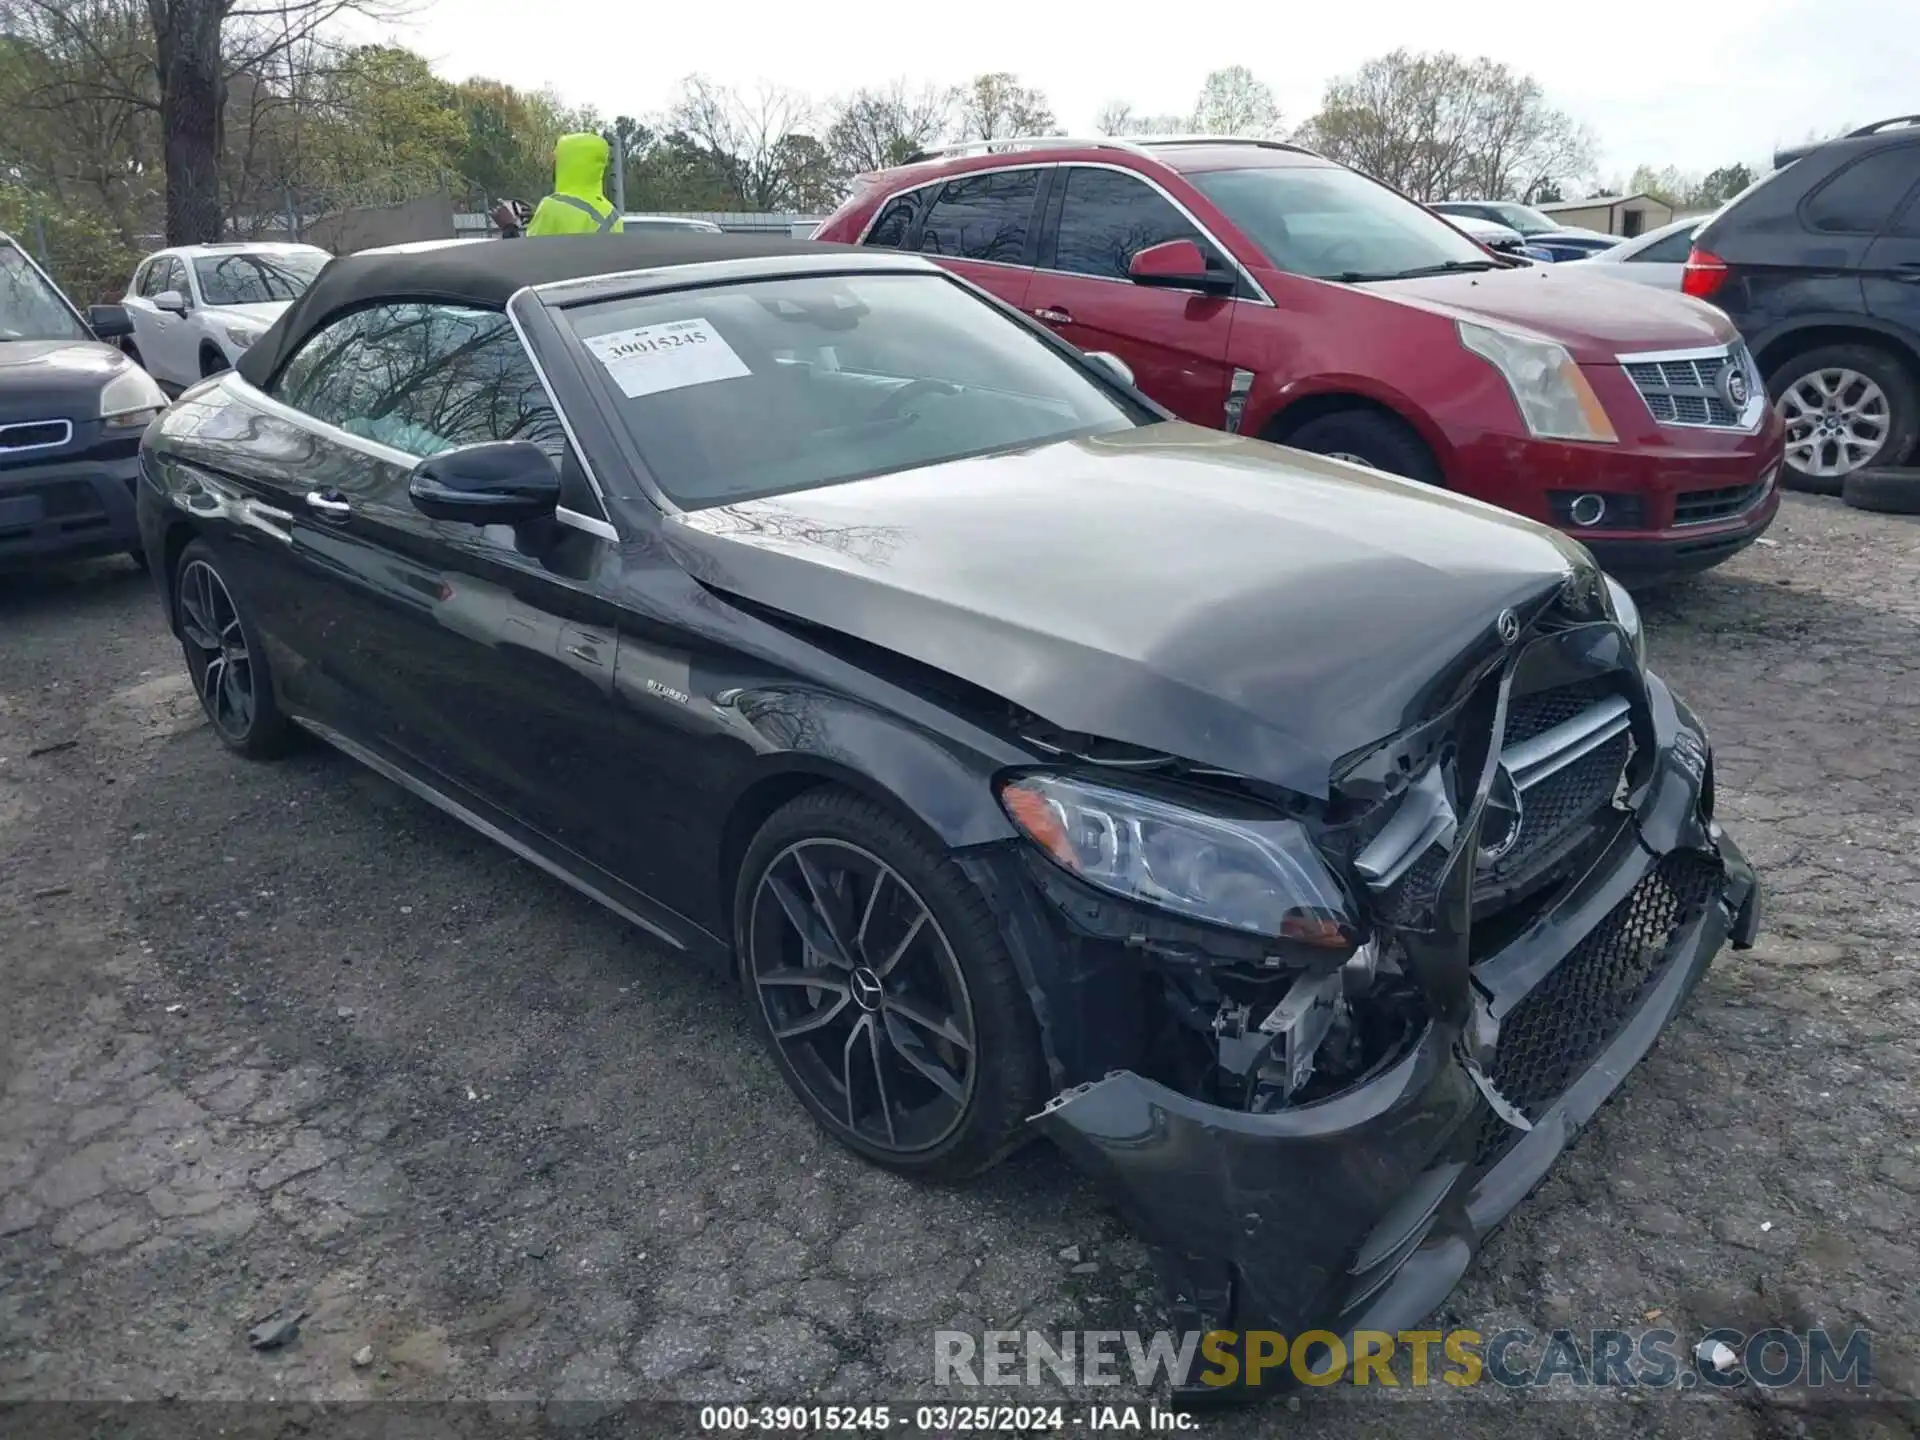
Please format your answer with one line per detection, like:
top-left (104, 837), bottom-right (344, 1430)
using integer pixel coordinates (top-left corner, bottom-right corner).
top-left (1721, 363), bottom-right (1751, 411)
top-left (1496, 608), bottom-right (1521, 645)
top-left (1479, 766), bottom-right (1525, 864)
top-left (849, 966), bottom-right (884, 1012)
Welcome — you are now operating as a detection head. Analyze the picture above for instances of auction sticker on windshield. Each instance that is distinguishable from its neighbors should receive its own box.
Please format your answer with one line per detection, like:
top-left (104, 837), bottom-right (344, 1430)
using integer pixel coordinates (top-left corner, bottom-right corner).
top-left (584, 318), bottom-right (750, 398)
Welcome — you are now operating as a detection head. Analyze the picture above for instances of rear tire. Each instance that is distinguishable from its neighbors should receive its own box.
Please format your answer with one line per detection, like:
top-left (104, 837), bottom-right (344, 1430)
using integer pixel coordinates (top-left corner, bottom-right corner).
top-left (1768, 343), bottom-right (1920, 494)
top-left (1281, 409), bottom-right (1445, 486)
top-left (734, 787), bottom-right (1043, 1180)
top-left (173, 539), bottom-right (294, 760)
top-left (1840, 466), bottom-right (1920, 516)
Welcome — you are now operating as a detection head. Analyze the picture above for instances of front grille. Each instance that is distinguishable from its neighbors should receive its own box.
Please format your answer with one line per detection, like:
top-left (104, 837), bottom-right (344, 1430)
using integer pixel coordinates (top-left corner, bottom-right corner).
top-left (1503, 679), bottom-right (1616, 745)
top-left (1357, 679), bottom-right (1634, 927)
top-left (1674, 477), bottom-right (1771, 527)
top-left (1620, 349), bottom-right (1756, 431)
top-left (1481, 732), bottom-right (1630, 886)
top-left (1479, 680), bottom-right (1631, 894)
top-left (1470, 851), bottom-right (1723, 1167)
top-left (0, 418), bottom-right (72, 454)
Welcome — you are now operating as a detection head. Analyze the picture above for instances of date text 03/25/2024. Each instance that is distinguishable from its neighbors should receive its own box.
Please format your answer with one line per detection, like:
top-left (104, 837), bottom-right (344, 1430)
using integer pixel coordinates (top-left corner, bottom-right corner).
top-left (696, 1404), bottom-right (1192, 1432)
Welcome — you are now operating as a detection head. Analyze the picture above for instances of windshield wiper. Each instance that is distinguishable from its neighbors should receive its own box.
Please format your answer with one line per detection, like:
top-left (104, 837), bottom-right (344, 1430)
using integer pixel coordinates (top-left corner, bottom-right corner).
top-left (1340, 259), bottom-right (1504, 283)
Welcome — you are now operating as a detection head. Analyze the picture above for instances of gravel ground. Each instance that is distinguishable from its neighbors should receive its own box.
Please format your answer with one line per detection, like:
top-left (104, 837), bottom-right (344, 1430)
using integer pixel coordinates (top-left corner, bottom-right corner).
top-left (2, 494), bottom-right (1918, 1439)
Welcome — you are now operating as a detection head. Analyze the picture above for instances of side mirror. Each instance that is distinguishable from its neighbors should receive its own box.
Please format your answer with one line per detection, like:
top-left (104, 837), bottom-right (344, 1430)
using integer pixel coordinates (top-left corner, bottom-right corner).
top-left (1128, 239), bottom-right (1235, 295)
top-left (409, 441), bottom-right (561, 525)
top-left (1083, 351), bottom-right (1136, 388)
top-left (88, 303), bottom-right (133, 339)
top-left (153, 289), bottom-right (188, 315)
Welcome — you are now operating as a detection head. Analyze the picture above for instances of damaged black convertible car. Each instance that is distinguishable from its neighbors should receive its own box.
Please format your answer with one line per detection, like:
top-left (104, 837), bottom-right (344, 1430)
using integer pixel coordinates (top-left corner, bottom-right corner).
top-left (136, 234), bottom-right (1760, 1395)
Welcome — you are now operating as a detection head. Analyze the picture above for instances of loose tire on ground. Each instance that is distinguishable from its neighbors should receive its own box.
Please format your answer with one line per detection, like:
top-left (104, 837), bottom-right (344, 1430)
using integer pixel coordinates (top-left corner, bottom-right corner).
top-left (734, 787), bottom-right (1044, 1181)
top-left (1841, 466), bottom-right (1920, 516)
top-left (1279, 409), bottom-right (1446, 486)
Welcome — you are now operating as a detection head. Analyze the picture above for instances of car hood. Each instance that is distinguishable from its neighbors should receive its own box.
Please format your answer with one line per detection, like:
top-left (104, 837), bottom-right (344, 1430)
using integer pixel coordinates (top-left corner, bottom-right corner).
top-left (0, 338), bottom-right (131, 416)
top-left (1367, 265), bottom-right (1732, 361)
top-left (665, 423), bottom-right (1591, 797)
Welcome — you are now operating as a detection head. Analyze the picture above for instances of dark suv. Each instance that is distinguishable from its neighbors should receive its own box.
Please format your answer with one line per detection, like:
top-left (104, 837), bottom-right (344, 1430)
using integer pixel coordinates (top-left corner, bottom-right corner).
top-left (1686, 116), bottom-right (1920, 489)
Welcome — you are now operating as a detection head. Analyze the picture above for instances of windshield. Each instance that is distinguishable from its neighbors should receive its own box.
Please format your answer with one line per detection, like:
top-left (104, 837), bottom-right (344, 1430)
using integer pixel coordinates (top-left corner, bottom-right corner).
top-left (0, 242), bottom-right (89, 342)
top-left (565, 272), bottom-right (1139, 509)
top-left (1480, 203), bottom-right (1558, 235)
top-left (194, 250), bottom-right (327, 306)
top-left (1191, 166), bottom-right (1497, 283)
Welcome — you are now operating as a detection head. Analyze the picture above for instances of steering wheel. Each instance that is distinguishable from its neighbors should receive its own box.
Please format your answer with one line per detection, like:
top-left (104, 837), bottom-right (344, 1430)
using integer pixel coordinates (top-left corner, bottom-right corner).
top-left (870, 378), bottom-right (959, 420)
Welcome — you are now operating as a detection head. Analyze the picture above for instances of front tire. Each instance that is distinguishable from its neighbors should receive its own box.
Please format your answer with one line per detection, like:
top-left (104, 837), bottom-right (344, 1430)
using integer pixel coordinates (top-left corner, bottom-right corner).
top-left (1281, 409), bottom-right (1445, 485)
top-left (199, 345), bottom-right (230, 379)
top-left (1769, 343), bottom-right (1920, 493)
top-left (173, 540), bottom-right (294, 759)
top-left (735, 788), bottom-right (1043, 1180)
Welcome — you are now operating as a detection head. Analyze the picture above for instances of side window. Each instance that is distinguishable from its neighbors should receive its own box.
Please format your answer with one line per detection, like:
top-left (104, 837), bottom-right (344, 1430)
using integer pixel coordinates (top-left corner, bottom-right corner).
top-left (269, 303), bottom-right (599, 516)
top-left (1632, 229), bottom-right (1696, 263)
top-left (864, 188), bottom-right (928, 249)
top-left (1891, 186), bottom-right (1920, 240)
top-left (134, 261), bottom-right (159, 297)
top-left (1804, 147), bottom-right (1920, 234)
top-left (1051, 167), bottom-right (1204, 281)
top-left (916, 170), bottom-right (1040, 263)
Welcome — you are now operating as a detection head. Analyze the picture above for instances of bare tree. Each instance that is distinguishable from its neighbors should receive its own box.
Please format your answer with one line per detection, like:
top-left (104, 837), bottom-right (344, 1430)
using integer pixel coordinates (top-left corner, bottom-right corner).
top-left (1093, 100), bottom-right (1188, 137)
top-left (1094, 99), bottom-right (1135, 136)
top-left (1300, 49), bottom-right (1593, 202)
top-left (670, 75), bottom-right (820, 210)
top-left (1189, 66), bottom-right (1282, 137)
top-left (957, 72), bottom-right (1056, 141)
top-left (824, 79), bottom-right (955, 177)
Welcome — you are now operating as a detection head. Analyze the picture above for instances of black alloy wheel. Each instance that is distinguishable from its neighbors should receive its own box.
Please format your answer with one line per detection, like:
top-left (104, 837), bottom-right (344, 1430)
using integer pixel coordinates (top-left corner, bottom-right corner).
top-left (737, 790), bottom-right (1041, 1178)
top-left (173, 540), bottom-right (293, 759)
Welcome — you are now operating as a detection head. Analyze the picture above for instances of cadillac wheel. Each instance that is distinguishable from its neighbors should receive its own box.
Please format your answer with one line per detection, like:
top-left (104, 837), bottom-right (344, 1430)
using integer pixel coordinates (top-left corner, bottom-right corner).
top-left (736, 790), bottom-right (1042, 1179)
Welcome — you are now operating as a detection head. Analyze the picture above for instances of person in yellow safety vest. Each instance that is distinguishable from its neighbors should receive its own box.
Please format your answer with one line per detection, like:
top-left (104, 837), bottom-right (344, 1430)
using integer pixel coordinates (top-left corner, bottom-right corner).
top-left (524, 133), bottom-right (625, 236)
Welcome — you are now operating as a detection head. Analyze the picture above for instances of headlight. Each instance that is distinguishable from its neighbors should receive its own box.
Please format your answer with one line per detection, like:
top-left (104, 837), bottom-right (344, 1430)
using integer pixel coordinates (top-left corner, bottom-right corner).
top-left (999, 774), bottom-right (1356, 947)
top-left (219, 320), bottom-right (264, 348)
top-left (1603, 573), bottom-right (1646, 664)
top-left (1458, 321), bottom-right (1618, 443)
top-left (99, 365), bottom-right (167, 430)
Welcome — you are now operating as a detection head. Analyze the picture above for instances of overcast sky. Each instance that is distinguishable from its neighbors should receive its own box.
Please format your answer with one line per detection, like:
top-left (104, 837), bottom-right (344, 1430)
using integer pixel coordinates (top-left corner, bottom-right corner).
top-left (382, 0), bottom-right (1914, 182)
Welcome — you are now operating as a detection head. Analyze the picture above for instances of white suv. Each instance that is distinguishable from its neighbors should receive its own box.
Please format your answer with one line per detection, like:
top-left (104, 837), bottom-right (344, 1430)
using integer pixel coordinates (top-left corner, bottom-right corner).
top-left (121, 242), bottom-right (330, 390)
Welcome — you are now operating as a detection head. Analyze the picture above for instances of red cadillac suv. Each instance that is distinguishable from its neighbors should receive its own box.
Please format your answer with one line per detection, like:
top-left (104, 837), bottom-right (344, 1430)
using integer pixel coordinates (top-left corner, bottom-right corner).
top-left (817, 137), bottom-right (1785, 579)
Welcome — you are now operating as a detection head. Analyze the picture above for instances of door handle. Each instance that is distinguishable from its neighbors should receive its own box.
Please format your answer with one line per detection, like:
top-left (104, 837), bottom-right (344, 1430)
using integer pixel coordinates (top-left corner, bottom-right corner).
top-left (304, 490), bottom-right (351, 518)
top-left (1031, 306), bottom-right (1072, 325)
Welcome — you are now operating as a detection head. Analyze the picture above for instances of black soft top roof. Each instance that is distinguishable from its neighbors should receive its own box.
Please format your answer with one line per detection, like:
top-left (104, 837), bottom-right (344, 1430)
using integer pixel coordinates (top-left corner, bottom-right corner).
top-left (236, 232), bottom-right (844, 387)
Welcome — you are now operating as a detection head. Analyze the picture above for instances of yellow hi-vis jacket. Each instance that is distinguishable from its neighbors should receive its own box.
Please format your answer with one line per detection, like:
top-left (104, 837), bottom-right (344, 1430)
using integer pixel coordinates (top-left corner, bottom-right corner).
top-left (525, 133), bottom-right (625, 236)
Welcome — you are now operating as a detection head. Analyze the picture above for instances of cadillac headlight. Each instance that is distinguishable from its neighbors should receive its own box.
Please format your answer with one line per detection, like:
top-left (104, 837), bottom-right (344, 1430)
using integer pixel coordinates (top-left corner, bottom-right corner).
top-left (999, 774), bottom-right (1356, 948)
top-left (99, 364), bottom-right (167, 430)
top-left (1603, 573), bottom-right (1646, 665)
top-left (1458, 321), bottom-right (1618, 443)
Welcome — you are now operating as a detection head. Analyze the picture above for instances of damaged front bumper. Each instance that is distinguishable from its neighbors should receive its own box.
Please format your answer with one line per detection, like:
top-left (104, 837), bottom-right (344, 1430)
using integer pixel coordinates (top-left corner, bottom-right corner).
top-left (982, 673), bottom-right (1759, 1402)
